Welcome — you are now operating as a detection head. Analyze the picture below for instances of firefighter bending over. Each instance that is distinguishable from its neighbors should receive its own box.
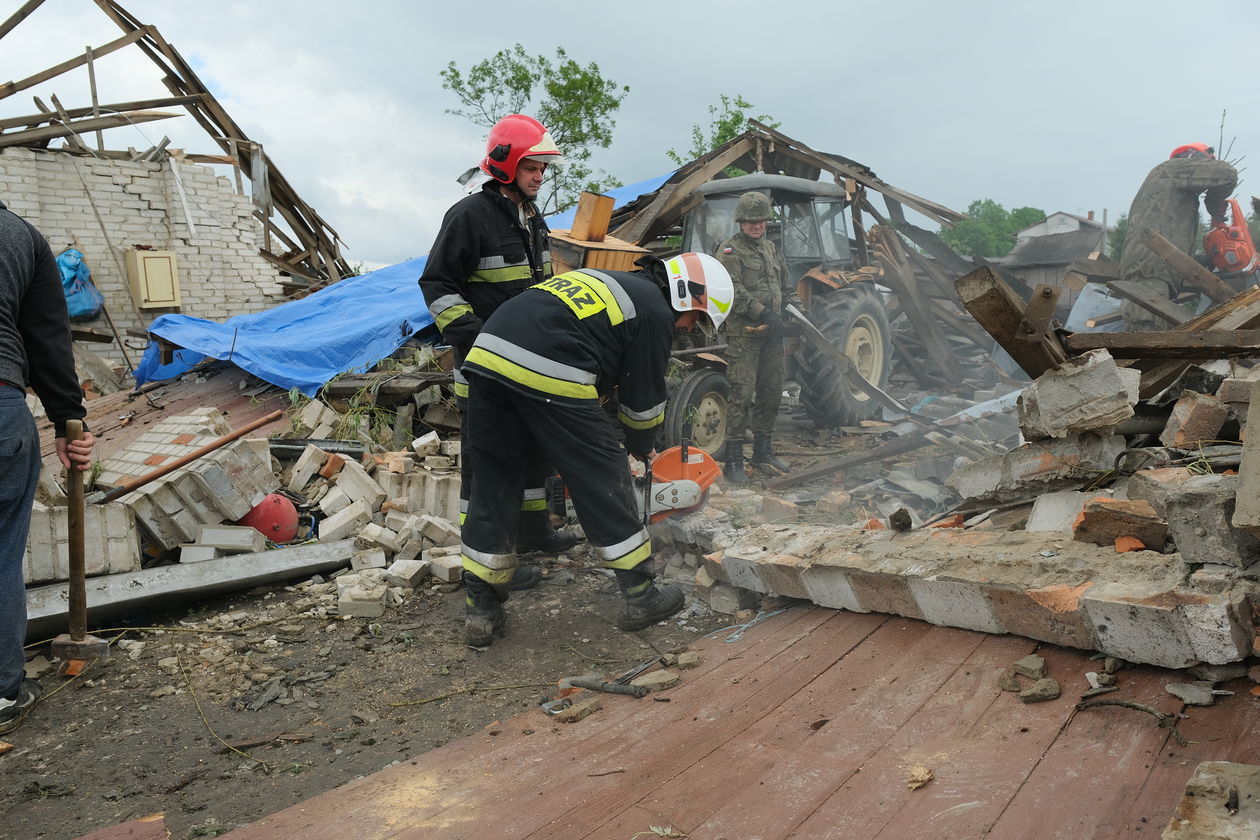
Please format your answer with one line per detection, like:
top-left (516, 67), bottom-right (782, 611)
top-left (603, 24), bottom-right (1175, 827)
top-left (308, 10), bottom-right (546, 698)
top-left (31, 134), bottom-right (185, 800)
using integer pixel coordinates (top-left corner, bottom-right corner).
top-left (458, 254), bottom-right (734, 647)
top-left (1118, 143), bottom-right (1237, 330)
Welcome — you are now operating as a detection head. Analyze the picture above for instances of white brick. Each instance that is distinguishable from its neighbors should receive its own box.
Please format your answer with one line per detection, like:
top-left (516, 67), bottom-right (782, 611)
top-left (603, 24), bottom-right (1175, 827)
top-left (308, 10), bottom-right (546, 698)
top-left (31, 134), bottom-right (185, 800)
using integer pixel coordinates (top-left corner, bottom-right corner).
top-left (196, 524), bottom-right (267, 553)
top-left (384, 558), bottom-right (428, 588)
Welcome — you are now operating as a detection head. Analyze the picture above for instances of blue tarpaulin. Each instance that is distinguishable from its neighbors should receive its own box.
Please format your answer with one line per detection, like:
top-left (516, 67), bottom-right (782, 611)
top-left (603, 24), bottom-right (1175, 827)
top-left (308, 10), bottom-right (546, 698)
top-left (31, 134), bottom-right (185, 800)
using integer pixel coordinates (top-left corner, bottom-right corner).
top-left (135, 257), bottom-right (432, 396)
top-left (545, 172), bottom-right (673, 230)
top-left (134, 170), bottom-right (675, 395)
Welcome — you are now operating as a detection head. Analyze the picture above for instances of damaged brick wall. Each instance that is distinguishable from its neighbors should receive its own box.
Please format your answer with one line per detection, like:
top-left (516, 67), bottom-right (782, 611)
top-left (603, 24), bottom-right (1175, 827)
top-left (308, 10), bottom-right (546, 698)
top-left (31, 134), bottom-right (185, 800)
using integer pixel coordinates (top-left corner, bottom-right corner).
top-left (0, 147), bottom-right (285, 361)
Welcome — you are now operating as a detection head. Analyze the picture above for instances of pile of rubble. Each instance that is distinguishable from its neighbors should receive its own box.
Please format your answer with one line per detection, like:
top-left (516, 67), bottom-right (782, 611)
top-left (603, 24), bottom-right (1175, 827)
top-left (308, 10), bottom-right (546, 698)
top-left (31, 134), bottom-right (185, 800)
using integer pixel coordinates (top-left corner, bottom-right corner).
top-left (23, 398), bottom-right (478, 631)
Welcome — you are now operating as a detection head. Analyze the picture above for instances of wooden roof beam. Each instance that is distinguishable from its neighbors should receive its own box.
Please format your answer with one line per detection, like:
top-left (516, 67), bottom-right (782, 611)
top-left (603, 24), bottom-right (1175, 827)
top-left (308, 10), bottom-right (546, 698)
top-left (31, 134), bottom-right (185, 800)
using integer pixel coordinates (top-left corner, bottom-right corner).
top-left (0, 0), bottom-right (49, 41)
top-left (0, 110), bottom-right (179, 148)
top-left (0, 94), bottom-right (204, 131)
top-left (0, 27), bottom-right (150, 101)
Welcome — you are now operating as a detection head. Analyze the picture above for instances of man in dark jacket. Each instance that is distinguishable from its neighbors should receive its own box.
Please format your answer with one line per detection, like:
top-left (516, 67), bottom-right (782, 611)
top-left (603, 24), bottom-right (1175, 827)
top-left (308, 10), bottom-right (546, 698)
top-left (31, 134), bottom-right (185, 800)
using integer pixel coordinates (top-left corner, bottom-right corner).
top-left (1119, 143), bottom-right (1238, 329)
top-left (0, 200), bottom-right (95, 734)
top-left (420, 114), bottom-right (575, 579)
top-left (458, 254), bottom-right (734, 647)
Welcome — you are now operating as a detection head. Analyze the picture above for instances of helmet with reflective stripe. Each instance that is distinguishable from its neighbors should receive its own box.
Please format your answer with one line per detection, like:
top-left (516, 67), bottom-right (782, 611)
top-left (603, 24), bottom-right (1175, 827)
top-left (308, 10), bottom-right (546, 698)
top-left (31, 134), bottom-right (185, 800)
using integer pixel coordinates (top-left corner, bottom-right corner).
top-left (663, 252), bottom-right (734, 332)
top-left (735, 191), bottom-right (773, 222)
top-left (1169, 142), bottom-right (1215, 160)
top-left (481, 114), bottom-right (565, 183)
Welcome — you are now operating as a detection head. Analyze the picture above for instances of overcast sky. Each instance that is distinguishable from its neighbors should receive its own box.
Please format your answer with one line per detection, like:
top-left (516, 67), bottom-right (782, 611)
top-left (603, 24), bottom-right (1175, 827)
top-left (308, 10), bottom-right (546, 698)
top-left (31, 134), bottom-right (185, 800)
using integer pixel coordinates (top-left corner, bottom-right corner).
top-left (6, 0), bottom-right (1259, 270)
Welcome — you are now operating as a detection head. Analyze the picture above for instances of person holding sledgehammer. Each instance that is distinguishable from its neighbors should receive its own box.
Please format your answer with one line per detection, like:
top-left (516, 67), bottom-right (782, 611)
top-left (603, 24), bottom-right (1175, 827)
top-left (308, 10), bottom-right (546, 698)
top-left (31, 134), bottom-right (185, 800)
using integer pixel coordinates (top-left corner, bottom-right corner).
top-left (0, 199), bottom-right (95, 734)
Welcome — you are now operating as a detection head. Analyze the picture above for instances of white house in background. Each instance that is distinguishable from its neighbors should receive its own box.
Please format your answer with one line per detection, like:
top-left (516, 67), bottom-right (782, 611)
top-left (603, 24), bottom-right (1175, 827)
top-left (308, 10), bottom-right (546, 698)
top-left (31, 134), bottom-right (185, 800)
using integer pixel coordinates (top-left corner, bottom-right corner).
top-left (1003, 211), bottom-right (1106, 289)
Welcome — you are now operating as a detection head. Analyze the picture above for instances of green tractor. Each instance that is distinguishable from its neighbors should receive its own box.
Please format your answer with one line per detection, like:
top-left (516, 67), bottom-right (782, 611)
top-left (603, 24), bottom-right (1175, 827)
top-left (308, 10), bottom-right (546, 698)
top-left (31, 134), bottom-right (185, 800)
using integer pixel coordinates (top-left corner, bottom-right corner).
top-left (661, 173), bottom-right (894, 452)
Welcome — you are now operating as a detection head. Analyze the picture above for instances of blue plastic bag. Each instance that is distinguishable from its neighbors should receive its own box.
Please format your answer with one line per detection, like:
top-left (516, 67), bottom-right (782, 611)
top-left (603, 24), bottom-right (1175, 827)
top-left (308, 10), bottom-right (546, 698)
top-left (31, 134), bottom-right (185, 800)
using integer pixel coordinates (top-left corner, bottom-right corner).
top-left (56, 248), bottom-right (104, 321)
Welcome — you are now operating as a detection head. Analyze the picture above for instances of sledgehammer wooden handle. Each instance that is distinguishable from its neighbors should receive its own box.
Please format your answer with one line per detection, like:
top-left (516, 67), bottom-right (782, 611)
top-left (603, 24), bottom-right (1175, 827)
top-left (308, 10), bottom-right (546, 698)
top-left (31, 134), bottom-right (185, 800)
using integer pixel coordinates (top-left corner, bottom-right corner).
top-left (65, 419), bottom-right (87, 641)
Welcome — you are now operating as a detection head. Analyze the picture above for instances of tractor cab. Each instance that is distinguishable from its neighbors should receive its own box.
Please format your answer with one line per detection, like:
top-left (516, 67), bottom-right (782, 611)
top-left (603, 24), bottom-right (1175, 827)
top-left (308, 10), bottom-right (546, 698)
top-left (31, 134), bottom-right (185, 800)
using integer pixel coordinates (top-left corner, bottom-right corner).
top-left (681, 173), bottom-right (855, 283)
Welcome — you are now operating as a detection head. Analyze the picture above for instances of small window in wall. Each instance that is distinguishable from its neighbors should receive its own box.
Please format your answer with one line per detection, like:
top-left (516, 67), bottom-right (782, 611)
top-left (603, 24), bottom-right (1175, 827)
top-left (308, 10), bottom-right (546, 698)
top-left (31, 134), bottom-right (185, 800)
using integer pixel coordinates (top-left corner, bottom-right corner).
top-left (125, 248), bottom-right (182, 309)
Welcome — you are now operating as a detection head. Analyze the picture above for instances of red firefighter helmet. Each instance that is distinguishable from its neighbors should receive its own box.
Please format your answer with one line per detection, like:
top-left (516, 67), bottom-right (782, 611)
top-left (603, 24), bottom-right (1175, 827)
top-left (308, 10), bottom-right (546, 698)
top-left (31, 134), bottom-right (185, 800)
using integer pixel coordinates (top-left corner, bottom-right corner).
top-left (1169, 142), bottom-right (1215, 160)
top-left (235, 493), bottom-right (299, 544)
top-left (480, 114), bottom-right (564, 184)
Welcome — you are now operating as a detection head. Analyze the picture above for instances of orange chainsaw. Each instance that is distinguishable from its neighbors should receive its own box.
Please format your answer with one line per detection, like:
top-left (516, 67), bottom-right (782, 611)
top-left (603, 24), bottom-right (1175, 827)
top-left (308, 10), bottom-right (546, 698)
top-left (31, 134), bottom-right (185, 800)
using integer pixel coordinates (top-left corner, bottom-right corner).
top-left (545, 443), bottom-right (721, 524)
top-left (1204, 197), bottom-right (1258, 275)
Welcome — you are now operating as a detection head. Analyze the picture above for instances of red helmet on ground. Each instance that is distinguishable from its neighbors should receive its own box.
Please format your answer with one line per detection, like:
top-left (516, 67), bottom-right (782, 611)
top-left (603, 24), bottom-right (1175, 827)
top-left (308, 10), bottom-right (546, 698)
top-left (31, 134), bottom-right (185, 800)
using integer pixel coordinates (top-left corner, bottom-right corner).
top-left (235, 493), bottom-right (299, 544)
top-left (480, 114), bottom-right (564, 183)
top-left (1169, 143), bottom-right (1215, 160)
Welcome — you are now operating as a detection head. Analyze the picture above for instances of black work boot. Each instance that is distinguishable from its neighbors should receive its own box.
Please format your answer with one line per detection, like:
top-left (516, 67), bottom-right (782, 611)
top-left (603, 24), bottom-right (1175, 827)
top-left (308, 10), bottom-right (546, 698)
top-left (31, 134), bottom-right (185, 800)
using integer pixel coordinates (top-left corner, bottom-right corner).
top-left (751, 433), bottom-right (789, 474)
top-left (613, 567), bottom-right (685, 631)
top-left (723, 437), bottom-right (749, 485)
top-left (507, 565), bottom-right (542, 591)
top-left (516, 512), bottom-right (580, 555)
top-left (463, 571), bottom-right (507, 648)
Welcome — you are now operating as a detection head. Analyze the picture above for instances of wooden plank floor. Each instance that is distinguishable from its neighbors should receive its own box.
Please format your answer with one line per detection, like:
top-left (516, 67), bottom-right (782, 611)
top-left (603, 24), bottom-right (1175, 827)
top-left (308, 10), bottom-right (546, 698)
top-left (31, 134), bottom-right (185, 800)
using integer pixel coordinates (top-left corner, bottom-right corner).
top-left (221, 606), bottom-right (1259, 840)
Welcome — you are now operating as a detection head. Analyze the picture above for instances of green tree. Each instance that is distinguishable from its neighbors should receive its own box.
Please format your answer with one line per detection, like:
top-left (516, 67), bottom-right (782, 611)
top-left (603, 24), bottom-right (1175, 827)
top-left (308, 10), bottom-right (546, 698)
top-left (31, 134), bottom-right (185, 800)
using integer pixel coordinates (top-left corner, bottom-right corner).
top-left (666, 94), bottom-right (779, 170)
top-left (1107, 213), bottom-right (1129, 261)
top-left (938, 199), bottom-right (1046, 258)
top-left (440, 44), bottom-right (629, 213)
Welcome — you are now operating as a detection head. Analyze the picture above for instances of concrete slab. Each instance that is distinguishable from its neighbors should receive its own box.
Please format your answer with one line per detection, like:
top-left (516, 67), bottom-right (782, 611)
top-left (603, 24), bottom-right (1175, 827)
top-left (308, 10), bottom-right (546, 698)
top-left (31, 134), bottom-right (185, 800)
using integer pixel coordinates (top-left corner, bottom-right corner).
top-left (25, 539), bottom-right (355, 639)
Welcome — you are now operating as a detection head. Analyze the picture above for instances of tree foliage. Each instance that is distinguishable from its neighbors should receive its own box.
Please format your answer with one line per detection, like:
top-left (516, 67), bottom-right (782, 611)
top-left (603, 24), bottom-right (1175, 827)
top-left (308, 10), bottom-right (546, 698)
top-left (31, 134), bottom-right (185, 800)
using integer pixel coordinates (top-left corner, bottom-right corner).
top-left (938, 199), bottom-right (1046, 258)
top-left (439, 44), bottom-right (628, 213)
top-left (1107, 213), bottom-right (1129, 261)
top-left (666, 94), bottom-right (779, 169)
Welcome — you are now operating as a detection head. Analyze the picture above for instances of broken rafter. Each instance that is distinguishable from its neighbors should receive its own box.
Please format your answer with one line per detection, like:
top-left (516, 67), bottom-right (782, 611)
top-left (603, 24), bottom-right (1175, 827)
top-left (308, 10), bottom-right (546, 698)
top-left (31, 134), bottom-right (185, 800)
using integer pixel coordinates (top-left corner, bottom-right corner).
top-left (0, 0), bottom-right (49, 41)
top-left (0, 26), bottom-right (151, 101)
top-left (0, 94), bottom-right (204, 131)
top-left (748, 119), bottom-right (966, 228)
top-left (1064, 329), bottom-right (1260, 359)
top-left (1131, 284), bottom-right (1260, 398)
top-left (1139, 229), bottom-right (1237, 305)
top-left (86, 0), bottom-right (352, 282)
top-left (611, 137), bottom-right (755, 244)
top-left (1103, 279), bottom-right (1187, 326)
top-left (0, 110), bottom-right (179, 149)
top-left (955, 265), bottom-right (1067, 378)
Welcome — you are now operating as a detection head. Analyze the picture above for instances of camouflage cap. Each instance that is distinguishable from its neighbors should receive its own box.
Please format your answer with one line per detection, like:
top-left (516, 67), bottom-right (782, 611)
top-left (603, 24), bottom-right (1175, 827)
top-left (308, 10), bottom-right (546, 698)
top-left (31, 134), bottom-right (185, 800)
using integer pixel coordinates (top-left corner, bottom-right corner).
top-left (735, 191), bottom-right (772, 222)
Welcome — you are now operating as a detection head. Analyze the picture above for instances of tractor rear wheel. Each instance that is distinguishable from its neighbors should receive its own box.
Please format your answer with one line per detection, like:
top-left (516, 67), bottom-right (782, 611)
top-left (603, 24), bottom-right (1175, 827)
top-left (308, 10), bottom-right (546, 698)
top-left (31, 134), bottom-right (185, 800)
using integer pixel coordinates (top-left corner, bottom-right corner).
top-left (794, 284), bottom-right (892, 429)
top-left (662, 369), bottom-right (730, 456)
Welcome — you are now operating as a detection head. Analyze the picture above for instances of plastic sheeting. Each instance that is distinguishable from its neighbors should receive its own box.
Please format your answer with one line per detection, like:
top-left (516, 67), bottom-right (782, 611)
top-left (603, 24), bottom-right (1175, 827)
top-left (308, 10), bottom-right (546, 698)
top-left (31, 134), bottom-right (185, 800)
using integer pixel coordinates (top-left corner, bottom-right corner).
top-left (134, 257), bottom-right (432, 396)
top-left (134, 170), bottom-right (676, 395)
top-left (545, 172), bottom-right (674, 230)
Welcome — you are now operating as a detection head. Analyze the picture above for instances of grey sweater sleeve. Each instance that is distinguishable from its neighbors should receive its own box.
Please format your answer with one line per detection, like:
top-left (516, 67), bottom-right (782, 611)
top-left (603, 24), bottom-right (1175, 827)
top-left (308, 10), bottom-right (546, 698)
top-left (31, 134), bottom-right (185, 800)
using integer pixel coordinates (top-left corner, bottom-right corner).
top-left (1, 207), bottom-right (85, 436)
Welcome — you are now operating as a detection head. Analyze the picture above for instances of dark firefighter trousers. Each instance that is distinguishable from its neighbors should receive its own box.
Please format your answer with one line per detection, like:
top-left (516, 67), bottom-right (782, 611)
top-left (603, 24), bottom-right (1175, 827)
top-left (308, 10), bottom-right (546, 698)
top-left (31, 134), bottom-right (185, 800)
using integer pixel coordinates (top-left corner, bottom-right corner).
top-left (460, 373), bottom-right (652, 587)
top-left (454, 360), bottom-right (553, 544)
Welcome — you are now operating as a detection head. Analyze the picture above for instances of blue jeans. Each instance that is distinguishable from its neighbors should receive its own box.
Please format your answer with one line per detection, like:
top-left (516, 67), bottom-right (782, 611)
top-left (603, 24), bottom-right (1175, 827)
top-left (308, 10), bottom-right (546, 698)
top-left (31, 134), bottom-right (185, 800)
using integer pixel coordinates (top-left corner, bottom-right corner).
top-left (0, 388), bottom-right (39, 698)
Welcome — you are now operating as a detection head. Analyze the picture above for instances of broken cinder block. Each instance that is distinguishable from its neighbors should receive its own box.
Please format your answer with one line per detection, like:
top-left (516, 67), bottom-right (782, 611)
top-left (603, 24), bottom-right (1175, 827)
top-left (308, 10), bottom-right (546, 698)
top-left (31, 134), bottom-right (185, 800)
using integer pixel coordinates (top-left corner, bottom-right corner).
top-left (411, 431), bottom-right (440, 457)
top-left (1165, 474), bottom-right (1260, 568)
top-left (1072, 498), bottom-right (1167, 550)
top-left (1159, 391), bottom-right (1228, 448)
top-left (1017, 349), bottom-right (1138, 440)
top-left (318, 499), bottom-right (373, 541)
top-left (384, 557), bottom-right (428, 588)
top-left (196, 524), bottom-right (267, 554)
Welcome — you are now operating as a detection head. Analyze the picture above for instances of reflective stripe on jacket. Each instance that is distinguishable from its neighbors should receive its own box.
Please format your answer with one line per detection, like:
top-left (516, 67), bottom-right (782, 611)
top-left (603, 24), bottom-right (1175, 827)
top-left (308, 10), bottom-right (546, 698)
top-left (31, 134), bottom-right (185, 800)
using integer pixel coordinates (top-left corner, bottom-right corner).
top-left (419, 184), bottom-right (552, 334)
top-left (462, 268), bottom-right (675, 455)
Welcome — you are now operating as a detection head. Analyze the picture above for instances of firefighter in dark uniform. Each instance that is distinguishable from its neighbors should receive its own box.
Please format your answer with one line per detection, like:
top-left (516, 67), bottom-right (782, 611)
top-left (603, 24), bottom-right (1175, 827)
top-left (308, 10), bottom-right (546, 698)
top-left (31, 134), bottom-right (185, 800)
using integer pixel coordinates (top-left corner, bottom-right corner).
top-left (1119, 143), bottom-right (1237, 330)
top-left (458, 253), bottom-right (735, 647)
top-left (420, 114), bottom-right (577, 588)
top-left (715, 191), bottom-right (798, 484)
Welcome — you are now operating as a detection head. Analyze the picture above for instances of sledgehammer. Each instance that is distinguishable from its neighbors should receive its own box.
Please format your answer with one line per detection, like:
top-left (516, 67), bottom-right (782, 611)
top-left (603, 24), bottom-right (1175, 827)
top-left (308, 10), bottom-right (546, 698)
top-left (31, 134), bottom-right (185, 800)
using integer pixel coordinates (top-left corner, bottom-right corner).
top-left (559, 674), bottom-right (649, 698)
top-left (50, 419), bottom-right (110, 669)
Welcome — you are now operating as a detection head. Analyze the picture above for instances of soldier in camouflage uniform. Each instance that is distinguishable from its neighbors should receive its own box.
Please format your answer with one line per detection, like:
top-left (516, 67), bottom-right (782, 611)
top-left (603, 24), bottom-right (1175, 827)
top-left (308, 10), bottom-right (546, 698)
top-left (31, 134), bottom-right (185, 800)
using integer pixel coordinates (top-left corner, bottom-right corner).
top-left (1119, 143), bottom-right (1237, 330)
top-left (715, 191), bottom-right (799, 483)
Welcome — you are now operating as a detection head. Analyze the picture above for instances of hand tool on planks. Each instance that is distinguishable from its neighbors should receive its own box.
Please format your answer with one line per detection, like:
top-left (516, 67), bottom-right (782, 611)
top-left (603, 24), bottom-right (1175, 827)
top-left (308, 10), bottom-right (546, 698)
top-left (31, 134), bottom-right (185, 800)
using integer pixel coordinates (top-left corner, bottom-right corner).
top-left (558, 674), bottom-right (649, 698)
top-left (50, 420), bottom-right (110, 671)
